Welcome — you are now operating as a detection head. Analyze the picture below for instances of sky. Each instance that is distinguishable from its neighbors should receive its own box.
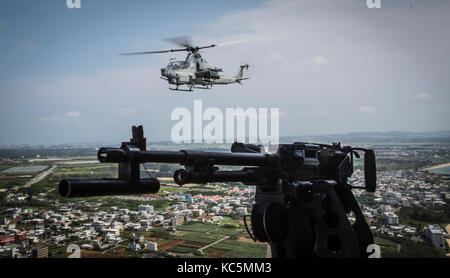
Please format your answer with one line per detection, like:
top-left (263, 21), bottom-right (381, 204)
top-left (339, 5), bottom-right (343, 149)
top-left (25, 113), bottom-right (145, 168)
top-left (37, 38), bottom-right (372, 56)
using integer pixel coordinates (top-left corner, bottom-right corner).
top-left (0, 0), bottom-right (449, 145)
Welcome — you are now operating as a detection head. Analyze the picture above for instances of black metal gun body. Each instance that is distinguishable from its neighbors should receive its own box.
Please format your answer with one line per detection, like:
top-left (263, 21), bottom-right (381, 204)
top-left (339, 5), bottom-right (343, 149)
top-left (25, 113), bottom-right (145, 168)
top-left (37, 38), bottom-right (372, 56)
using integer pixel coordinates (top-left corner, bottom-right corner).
top-left (59, 126), bottom-right (377, 258)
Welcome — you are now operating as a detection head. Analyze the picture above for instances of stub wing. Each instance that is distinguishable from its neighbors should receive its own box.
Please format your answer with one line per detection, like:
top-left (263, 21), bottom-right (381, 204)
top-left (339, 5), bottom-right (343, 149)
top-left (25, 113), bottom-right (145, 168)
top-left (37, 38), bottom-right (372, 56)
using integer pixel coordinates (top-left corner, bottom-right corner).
top-left (236, 77), bottom-right (250, 84)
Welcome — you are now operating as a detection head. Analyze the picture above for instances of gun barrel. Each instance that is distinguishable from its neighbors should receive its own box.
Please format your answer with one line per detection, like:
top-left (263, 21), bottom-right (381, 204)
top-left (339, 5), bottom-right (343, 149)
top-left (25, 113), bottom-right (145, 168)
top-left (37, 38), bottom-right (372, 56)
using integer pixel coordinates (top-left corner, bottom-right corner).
top-left (98, 148), bottom-right (272, 166)
top-left (58, 178), bottom-right (160, 198)
top-left (173, 169), bottom-right (257, 185)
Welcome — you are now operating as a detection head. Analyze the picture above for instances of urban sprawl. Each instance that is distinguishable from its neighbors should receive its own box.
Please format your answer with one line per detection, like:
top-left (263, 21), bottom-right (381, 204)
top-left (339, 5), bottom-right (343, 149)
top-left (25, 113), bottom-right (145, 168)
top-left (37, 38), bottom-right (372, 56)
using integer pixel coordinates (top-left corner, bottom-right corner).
top-left (0, 141), bottom-right (449, 258)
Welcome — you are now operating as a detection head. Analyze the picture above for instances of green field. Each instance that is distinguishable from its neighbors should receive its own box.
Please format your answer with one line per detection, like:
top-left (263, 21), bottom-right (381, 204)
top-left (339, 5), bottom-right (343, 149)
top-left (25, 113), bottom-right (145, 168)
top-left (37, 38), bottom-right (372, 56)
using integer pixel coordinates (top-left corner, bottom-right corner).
top-left (374, 237), bottom-right (398, 247)
top-left (167, 243), bottom-right (199, 254)
top-left (213, 239), bottom-right (267, 258)
top-left (175, 231), bottom-right (224, 244)
top-left (177, 223), bottom-right (218, 233)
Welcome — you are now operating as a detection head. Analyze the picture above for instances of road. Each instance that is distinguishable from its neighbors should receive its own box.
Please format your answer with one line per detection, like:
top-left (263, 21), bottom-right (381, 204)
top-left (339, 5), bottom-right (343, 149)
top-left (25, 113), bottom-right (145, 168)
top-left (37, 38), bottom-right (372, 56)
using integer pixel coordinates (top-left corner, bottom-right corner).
top-left (197, 236), bottom-right (230, 252)
top-left (23, 165), bottom-right (57, 188)
top-left (102, 240), bottom-right (126, 254)
top-left (163, 235), bottom-right (231, 257)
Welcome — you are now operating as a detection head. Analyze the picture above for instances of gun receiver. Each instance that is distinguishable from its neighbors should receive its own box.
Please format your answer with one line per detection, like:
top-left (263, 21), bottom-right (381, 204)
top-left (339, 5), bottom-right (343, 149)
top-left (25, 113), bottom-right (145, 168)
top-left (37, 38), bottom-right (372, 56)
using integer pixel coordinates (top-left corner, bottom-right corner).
top-left (59, 126), bottom-right (160, 198)
top-left (58, 125), bottom-right (377, 258)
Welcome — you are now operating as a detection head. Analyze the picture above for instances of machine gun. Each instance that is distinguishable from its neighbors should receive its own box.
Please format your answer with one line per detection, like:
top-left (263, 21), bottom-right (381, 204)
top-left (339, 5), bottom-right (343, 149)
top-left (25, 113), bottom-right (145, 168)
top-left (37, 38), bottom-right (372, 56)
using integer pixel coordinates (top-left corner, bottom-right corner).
top-left (58, 125), bottom-right (377, 258)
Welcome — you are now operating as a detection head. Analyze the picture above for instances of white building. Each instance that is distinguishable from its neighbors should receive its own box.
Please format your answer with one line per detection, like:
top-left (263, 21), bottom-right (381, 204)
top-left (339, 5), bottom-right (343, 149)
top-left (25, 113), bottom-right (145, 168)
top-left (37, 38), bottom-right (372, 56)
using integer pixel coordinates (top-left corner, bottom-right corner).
top-left (385, 192), bottom-right (398, 204)
top-left (211, 206), bottom-right (220, 214)
top-left (147, 241), bottom-right (158, 251)
top-left (229, 199), bottom-right (240, 206)
top-left (379, 204), bottom-right (393, 212)
top-left (80, 244), bottom-right (94, 250)
top-left (382, 212), bottom-right (399, 225)
top-left (50, 235), bottom-right (66, 243)
top-left (424, 225), bottom-right (445, 248)
top-left (127, 241), bottom-right (141, 252)
top-left (401, 198), bottom-right (410, 207)
top-left (138, 204), bottom-right (154, 213)
top-left (193, 209), bottom-right (204, 217)
top-left (211, 216), bottom-right (223, 223)
top-left (171, 215), bottom-right (184, 226)
top-left (102, 228), bottom-right (120, 236)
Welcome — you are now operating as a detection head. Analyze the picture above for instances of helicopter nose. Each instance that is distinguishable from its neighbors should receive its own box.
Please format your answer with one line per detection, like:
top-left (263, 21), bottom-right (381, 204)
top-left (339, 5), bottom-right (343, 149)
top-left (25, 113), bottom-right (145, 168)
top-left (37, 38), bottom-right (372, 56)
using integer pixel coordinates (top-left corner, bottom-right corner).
top-left (160, 68), bottom-right (167, 76)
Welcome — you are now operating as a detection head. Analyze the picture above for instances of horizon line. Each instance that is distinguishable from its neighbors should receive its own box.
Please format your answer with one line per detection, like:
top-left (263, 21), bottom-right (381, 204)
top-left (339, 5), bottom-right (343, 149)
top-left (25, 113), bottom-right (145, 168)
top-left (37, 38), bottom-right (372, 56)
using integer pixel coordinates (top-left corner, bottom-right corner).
top-left (1, 129), bottom-right (449, 147)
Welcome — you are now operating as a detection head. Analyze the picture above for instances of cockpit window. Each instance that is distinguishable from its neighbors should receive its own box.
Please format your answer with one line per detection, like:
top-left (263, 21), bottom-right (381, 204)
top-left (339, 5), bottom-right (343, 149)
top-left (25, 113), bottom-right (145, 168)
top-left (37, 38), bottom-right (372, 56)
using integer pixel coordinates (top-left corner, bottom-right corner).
top-left (168, 61), bottom-right (190, 69)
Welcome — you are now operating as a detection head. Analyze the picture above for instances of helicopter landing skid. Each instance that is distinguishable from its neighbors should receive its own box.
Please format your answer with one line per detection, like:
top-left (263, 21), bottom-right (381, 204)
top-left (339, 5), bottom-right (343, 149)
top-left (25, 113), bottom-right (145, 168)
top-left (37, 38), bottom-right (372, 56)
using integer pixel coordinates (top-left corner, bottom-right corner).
top-left (169, 82), bottom-right (213, 91)
top-left (193, 85), bottom-right (211, 90)
top-left (169, 87), bottom-right (193, 92)
top-left (169, 84), bottom-right (193, 92)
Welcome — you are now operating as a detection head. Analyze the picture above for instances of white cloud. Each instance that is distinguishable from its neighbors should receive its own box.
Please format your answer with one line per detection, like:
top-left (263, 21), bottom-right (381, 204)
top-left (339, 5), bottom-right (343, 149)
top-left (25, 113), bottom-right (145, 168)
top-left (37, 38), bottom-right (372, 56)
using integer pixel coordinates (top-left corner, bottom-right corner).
top-left (279, 111), bottom-right (288, 118)
top-left (40, 116), bottom-right (63, 123)
top-left (41, 110), bottom-right (81, 123)
top-left (115, 107), bottom-right (136, 115)
top-left (66, 110), bottom-right (81, 118)
top-left (358, 106), bottom-right (376, 114)
top-left (412, 93), bottom-right (431, 99)
top-left (311, 56), bottom-right (329, 66)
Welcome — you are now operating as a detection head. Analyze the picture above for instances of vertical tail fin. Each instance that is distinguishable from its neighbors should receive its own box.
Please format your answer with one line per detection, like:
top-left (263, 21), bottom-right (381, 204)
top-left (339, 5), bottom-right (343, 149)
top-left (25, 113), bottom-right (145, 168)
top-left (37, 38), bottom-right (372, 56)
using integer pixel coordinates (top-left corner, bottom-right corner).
top-left (235, 64), bottom-right (249, 79)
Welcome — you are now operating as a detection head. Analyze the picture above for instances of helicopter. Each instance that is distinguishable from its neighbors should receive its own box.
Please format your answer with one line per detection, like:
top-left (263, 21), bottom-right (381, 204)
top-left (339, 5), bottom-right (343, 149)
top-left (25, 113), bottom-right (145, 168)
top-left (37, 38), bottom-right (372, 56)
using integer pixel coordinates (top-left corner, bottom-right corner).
top-left (120, 36), bottom-right (250, 92)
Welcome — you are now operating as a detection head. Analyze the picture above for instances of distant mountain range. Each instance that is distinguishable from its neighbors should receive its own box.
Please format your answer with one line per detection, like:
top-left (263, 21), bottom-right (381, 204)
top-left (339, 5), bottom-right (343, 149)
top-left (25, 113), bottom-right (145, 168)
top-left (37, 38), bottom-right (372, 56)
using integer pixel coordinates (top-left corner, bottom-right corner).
top-left (1, 130), bottom-right (450, 149)
top-left (281, 130), bottom-right (450, 144)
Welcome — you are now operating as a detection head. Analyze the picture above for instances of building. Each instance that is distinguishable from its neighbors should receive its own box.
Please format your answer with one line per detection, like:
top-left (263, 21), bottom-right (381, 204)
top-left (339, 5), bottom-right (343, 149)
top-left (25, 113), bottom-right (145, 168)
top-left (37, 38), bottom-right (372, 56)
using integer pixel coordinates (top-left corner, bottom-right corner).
top-left (171, 215), bottom-right (184, 227)
top-left (32, 246), bottom-right (48, 258)
top-left (211, 206), bottom-right (220, 214)
top-left (50, 235), bottom-right (66, 243)
top-left (193, 209), bottom-right (204, 217)
top-left (127, 241), bottom-right (141, 252)
top-left (211, 216), bottom-right (223, 223)
top-left (184, 214), bottom-right (191, 223)
top-left (400, 198), bottom-right (410, 207)
top-left (424, 225), bottom-right (445, 248)
top-left (1, 247), bottom-right (20, 258)
top-left (382, 212), bottom-right (399, 225)
top-left (119, 209), bottom-right (129, 214)
top-left (236, 207), bottom-right (248, 216)
top-left (80, 244), bottom-right (94, 250)
top-left (385, 192), bottom-right (398, 204)
top-left (102, 228), bottom-right (120, 236)
top-left (0, 235), bottom-right (15, 244)
top-left (379, 204), bottom-right (393, 212)
top-left (147, 241), bottom-right (158, 251)
top-left (138, 204), bottom-right (154, 213)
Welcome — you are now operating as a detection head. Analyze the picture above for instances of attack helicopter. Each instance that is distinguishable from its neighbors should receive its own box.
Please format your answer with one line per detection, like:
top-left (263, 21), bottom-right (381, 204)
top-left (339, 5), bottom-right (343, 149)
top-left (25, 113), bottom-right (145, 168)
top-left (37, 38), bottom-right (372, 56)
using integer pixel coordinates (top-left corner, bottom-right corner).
top-left (120, 36), bottom-right (250, 92)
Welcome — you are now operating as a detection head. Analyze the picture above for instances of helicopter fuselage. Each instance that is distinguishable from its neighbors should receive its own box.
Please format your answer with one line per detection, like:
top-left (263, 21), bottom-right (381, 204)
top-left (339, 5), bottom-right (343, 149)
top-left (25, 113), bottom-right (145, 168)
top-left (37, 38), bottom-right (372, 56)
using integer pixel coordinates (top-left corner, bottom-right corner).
top-left (160, 52), bottom-right (245, 89)
top-left (120, 36), bottom-right (250, 91)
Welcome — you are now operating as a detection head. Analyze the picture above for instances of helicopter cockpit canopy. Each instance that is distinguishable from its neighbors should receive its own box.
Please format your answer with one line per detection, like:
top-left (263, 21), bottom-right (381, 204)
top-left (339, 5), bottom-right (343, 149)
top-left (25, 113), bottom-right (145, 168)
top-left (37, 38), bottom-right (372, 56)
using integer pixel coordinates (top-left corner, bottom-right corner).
top-left (168, 61), bottom-right (190, 70)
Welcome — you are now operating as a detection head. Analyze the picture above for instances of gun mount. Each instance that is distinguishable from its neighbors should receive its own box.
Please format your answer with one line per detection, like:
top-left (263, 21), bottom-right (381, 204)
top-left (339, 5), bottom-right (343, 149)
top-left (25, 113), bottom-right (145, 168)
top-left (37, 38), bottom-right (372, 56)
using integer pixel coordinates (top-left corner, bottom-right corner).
top-left (58, 125), bottom-right (377, 258)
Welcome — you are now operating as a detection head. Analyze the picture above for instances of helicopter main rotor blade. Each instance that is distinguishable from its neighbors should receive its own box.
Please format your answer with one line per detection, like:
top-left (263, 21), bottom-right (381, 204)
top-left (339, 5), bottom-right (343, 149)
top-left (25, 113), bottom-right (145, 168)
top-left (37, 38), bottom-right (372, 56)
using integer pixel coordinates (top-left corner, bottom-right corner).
top-left (165, 36), bottom-right (217, 51)
top-left (196, 44), bottom-right (217, 50)
top-left (165, 36), bottom-right (193, 48)
top-left (119, 35), bottom-right (252, 56)
top-left (216, 37), bottom-right (260, 47)
top-left (119, 48), bottom-right (188, 55)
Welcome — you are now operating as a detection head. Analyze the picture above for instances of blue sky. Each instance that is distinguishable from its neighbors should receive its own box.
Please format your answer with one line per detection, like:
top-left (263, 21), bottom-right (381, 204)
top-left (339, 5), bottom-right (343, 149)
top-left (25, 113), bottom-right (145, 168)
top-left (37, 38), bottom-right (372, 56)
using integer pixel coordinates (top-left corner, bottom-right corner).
top-left (0, 0), bottom-right (262, 79)
top-left (1, 0), bottom-right (449, 144)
